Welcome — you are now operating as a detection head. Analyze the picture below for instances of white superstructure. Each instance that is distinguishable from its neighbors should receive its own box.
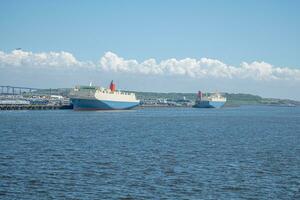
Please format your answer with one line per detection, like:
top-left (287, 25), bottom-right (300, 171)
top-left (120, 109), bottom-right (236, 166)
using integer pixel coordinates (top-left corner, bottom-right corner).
top-left (70, 86), bottom-right (139, 103)
top-left (201, 92), bottom-right (227, 102)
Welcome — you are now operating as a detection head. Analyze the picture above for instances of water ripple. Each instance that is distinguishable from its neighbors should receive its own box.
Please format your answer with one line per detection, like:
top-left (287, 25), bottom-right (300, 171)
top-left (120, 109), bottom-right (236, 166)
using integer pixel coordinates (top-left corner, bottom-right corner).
top-left (0, 106), bottom-right (299, 199)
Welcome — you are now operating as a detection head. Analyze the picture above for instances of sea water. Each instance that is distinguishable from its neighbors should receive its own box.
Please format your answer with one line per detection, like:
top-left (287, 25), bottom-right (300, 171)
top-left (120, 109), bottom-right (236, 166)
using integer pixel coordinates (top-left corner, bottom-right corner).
top-left (0, 106), bottom-right (299, 199)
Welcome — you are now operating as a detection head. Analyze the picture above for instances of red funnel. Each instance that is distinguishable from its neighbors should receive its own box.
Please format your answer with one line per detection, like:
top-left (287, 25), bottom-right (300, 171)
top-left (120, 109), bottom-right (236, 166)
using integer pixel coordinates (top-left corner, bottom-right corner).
top-left (110, 80), bottom-right (116, 92)
top-left (198, 91), bottom-right (202, 99)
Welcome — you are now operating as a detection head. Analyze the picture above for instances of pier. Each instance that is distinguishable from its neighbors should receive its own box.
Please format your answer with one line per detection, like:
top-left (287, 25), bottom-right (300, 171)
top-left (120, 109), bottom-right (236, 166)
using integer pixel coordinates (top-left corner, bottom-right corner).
top-left (0, 104), bottom-right (65, 110)
top-left (0, 85), bottom-right (73, 110)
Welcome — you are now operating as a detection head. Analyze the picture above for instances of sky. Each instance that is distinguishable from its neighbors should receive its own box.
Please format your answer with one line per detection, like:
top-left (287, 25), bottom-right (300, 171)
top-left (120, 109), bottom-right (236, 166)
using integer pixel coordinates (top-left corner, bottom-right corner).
top-left (0, 0), bottom-right (300, 100)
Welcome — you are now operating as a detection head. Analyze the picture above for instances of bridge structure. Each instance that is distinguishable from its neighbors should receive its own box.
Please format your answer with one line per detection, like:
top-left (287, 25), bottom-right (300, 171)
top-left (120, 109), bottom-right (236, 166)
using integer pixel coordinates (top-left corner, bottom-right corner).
top-left (0, 86), bottom-right (40, 95)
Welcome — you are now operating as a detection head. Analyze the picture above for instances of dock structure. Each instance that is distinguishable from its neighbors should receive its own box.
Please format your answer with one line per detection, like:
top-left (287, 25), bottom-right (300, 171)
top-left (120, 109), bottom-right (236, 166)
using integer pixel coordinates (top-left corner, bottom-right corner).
top-left (0, 104), bottom-right (63, 110)
top-left (0, 85), bottom-right (73, 110)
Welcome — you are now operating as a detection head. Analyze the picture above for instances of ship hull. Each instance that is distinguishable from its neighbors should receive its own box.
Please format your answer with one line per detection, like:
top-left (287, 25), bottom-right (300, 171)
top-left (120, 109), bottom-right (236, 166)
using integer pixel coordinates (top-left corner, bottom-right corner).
top-left (71, 98), bottom-right (140, 110)
top-left (193, 100), bottom-right (225, 108)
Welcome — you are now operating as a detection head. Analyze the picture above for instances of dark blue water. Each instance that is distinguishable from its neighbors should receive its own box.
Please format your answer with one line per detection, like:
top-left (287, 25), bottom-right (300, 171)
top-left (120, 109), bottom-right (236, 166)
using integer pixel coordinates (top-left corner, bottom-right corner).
top-left (0, 106), bottom-right (300, 199)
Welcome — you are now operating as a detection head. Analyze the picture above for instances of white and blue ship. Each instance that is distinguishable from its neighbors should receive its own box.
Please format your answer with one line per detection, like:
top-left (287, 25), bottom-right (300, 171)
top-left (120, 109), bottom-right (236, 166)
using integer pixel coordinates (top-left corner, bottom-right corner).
top-left (70, 81), bottom-right (140, 110)
top-left (193, 91), bottom-right (226, 108)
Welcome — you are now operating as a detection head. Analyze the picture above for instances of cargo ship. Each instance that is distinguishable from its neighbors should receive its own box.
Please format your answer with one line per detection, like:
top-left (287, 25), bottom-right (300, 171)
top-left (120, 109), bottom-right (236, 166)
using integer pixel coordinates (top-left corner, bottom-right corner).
top-left (70, 81), bottom-right (140, 110)
top-left (193, 91), bottom-right (226, 108)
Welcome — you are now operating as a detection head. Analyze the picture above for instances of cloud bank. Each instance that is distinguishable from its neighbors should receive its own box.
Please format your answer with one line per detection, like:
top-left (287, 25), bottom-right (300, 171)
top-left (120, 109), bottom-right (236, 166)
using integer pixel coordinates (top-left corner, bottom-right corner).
top-left (100, 52), bottom-right (300, 81)
top-left (1, 50), bottom-right (300, 82)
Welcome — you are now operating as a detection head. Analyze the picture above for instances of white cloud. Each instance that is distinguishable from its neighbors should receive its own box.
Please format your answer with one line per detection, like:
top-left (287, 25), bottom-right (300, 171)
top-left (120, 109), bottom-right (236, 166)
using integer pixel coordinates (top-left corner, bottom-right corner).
top-left (100, 52), bottom-right (300, 81)
top-left (1, 49), bottom-right (300, 81)
top-left (0, 49), bottom-right (95, 69)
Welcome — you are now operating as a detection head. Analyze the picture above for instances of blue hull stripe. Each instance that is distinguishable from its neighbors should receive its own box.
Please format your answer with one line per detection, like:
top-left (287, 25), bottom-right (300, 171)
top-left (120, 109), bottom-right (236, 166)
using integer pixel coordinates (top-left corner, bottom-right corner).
top-left (193, 101), bottom-right (225, 108)
top-left (71, 99), bottom-right (140, 110)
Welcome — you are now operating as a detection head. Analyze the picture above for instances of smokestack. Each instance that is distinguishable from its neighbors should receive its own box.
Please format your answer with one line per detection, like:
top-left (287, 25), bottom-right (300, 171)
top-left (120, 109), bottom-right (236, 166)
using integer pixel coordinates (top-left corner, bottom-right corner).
top-left (110, 80), bottom-right (116, 92)
top-left (197, 91), bottom-right (202, 100)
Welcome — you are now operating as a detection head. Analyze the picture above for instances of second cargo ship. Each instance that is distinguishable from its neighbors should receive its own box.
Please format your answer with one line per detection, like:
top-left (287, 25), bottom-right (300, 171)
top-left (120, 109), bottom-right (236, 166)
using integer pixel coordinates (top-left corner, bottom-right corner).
top-left (70, 81), bottom-right (140, 110)
top-left (193, 91), bottom-right (226, 108)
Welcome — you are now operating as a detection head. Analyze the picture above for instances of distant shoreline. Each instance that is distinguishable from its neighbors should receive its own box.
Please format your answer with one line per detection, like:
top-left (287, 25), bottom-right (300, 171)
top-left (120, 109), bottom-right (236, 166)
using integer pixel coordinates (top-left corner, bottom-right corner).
top-left (2, 87), bottom-right (300, 109)
top-left (33, 88), bottom-right (300, 107)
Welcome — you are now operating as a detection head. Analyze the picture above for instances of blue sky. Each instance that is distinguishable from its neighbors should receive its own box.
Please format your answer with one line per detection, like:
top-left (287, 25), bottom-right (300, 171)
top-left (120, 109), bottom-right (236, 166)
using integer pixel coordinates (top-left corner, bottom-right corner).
top-left (1, 0), bottom-right (300, 66)
top-left (0, 1), bottom-right (300, 99)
